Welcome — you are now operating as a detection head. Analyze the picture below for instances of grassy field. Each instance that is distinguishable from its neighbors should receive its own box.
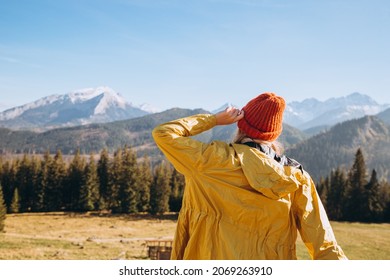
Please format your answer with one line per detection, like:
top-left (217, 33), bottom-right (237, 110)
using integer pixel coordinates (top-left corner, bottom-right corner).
top-left (0, 212), bottom-right (389, 260)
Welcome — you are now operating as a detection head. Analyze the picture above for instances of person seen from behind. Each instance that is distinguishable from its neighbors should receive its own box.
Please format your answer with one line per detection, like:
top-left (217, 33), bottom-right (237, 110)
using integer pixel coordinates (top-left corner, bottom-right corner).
top-left (152, 92), bottom-right (347, 260)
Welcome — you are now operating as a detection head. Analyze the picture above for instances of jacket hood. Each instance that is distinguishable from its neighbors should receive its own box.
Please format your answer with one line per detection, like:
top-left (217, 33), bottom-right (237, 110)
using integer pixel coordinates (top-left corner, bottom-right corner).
top-left (232, 144), bottom-right (306, 199)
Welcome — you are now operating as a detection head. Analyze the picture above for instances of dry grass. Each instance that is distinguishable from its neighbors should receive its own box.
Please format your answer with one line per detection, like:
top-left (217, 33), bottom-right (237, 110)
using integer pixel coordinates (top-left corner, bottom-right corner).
top-left (1, 213), bottom-right (389, 260)
top-left (295, 222), bottom-right (390, 260)
top-left (0, 212), bottom-right (177, 260)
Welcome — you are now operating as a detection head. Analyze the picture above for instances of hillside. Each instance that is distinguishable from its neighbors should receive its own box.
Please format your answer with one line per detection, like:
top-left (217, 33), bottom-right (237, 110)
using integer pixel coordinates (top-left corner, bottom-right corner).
top-left (0, 108), bottom-right (306, 157)
top-left (0, 108), bottom-right (205, 155)
top-left (378, 108), bottom-right (390, 125)
top-left (286, 115), bottom-right (390, 181)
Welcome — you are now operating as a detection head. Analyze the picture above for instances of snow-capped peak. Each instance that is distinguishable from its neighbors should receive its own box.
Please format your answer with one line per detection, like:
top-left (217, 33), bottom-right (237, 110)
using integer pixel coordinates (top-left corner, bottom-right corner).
top-left (0, 86), bottom-right (150, 129)
top-left (67, 86), bottom-right (129, 114)
top-left (0, 86), bottom-right (130, 121)
top-left (284, 92), bottom-right (389, 130)
top-left (67, 86), bottom-right (126, 103)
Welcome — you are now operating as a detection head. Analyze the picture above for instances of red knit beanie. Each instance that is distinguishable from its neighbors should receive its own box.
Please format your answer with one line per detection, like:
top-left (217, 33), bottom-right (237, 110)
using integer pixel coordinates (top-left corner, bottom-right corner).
top-left (237, 92), bottom-right (286, 141)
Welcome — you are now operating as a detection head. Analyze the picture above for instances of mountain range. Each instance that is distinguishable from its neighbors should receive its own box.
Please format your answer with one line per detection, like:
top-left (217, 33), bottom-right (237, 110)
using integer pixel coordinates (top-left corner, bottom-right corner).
top-left (1, 87), bottom-right (389, 132)
top-left (0, 87), bottom-right (151, 130)
top-left (284, 92), bottom-right (389, 132)
top-left (0, 87), bottom-right (389, 181)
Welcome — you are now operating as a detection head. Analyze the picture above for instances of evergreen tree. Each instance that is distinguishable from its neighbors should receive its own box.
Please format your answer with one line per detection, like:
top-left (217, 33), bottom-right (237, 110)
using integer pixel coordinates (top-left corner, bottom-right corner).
top-left (150, 161), bottom-right (171, 215)
top-left (66, 149), bottom-right (86, 210)
top-left (97, 148), bottom-right (110, 210)
top-left (326, 167), bottom-right (347, 221)
top-left (120, 147), bottom-right (139, 213)
top-left (44, 150), bottom-right (67, 211)
top-left (365, 169), bottom-right (385, 222)
top-left (137, 154), bottom-right (152, 212)
top-left (169, 168), bottom-right (185, 212)
top-left (9, 187), bottom-right (20, 213)
top-left (15, 155), bottom-right (33, 212)
top-left (1, 161), bottom-right (17, 211)
top-left (0, 157), bottom-right (2, 180)
top-left (344, 148), bottom-right (368, 222)
top-left (79, 153), bottom-right (100, 211)
top-left (0, 184), bottom-right (6, 232)
top-left (382, 181), bottom-right (390, 222)
top-left (33, 151), bottom-right (51, 212)
top-left (108, 148), bottom-right (123, 213)
top-left (317, 176), bottom-right (329, 209)
top-left (88, 153), bottom-right (100, 210)
top-left (0, 161), bottom-right (9, 207)
top-left (29, 156), bottom-right (42, 212)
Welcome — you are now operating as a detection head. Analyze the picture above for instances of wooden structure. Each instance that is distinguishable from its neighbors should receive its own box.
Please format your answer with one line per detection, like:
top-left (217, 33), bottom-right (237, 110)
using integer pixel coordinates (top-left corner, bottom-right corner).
top-left (145, 239), bottom-right (173, 260)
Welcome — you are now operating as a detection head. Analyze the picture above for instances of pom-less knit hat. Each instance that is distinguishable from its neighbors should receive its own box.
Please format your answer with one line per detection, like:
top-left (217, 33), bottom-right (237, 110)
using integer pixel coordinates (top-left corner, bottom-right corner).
top-left (237, 92), bottom-right (286, 142)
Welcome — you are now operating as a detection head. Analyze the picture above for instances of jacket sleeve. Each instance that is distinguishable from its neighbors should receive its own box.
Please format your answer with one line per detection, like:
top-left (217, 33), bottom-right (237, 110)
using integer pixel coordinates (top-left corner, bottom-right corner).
top-left (152, 114), bottom-right (217, 176)
top-left (292, 172), bottom-right (348, 260)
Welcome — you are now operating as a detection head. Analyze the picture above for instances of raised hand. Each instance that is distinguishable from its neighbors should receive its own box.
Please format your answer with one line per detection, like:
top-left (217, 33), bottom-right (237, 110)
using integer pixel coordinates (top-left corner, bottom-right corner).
top-left (215, 106), bottom-right (244, 125)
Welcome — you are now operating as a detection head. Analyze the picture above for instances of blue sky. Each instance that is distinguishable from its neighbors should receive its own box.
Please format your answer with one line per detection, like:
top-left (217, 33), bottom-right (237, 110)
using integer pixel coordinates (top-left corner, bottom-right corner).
top-left (0, 0), bottom-right (389, 112)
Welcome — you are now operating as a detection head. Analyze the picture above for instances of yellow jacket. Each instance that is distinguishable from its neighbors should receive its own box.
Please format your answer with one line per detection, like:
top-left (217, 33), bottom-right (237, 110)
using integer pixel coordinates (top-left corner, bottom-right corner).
top-left (152, 114), bottom-right (347, 260)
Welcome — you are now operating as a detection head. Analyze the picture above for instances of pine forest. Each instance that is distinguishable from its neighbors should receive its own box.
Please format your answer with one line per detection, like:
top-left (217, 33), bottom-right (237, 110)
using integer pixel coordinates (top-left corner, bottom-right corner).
top-left (0, 147), bottom-right (184, 224)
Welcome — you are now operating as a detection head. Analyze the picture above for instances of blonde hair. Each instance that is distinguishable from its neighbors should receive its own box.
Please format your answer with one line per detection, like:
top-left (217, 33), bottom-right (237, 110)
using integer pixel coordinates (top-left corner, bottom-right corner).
top-left (232, 129), bottom-right (284, 155)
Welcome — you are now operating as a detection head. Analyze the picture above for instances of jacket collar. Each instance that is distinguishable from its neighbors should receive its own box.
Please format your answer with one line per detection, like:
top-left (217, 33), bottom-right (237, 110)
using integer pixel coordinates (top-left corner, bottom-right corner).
top-left (232, 143), bottom-right (301, 199)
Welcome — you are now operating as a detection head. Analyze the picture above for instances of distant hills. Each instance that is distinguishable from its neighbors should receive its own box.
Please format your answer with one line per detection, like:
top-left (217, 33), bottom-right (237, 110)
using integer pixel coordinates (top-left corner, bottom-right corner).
top-left (0, 108), bottom-right (306, 157)
top-left (286, 115), bottom-right (390, 181)
top-left (377, 108), bottom-right (390, 125)
top-left (0, 108), bottom-right (202, 155)
top-left (284, 92), bottom-right (389, 131)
